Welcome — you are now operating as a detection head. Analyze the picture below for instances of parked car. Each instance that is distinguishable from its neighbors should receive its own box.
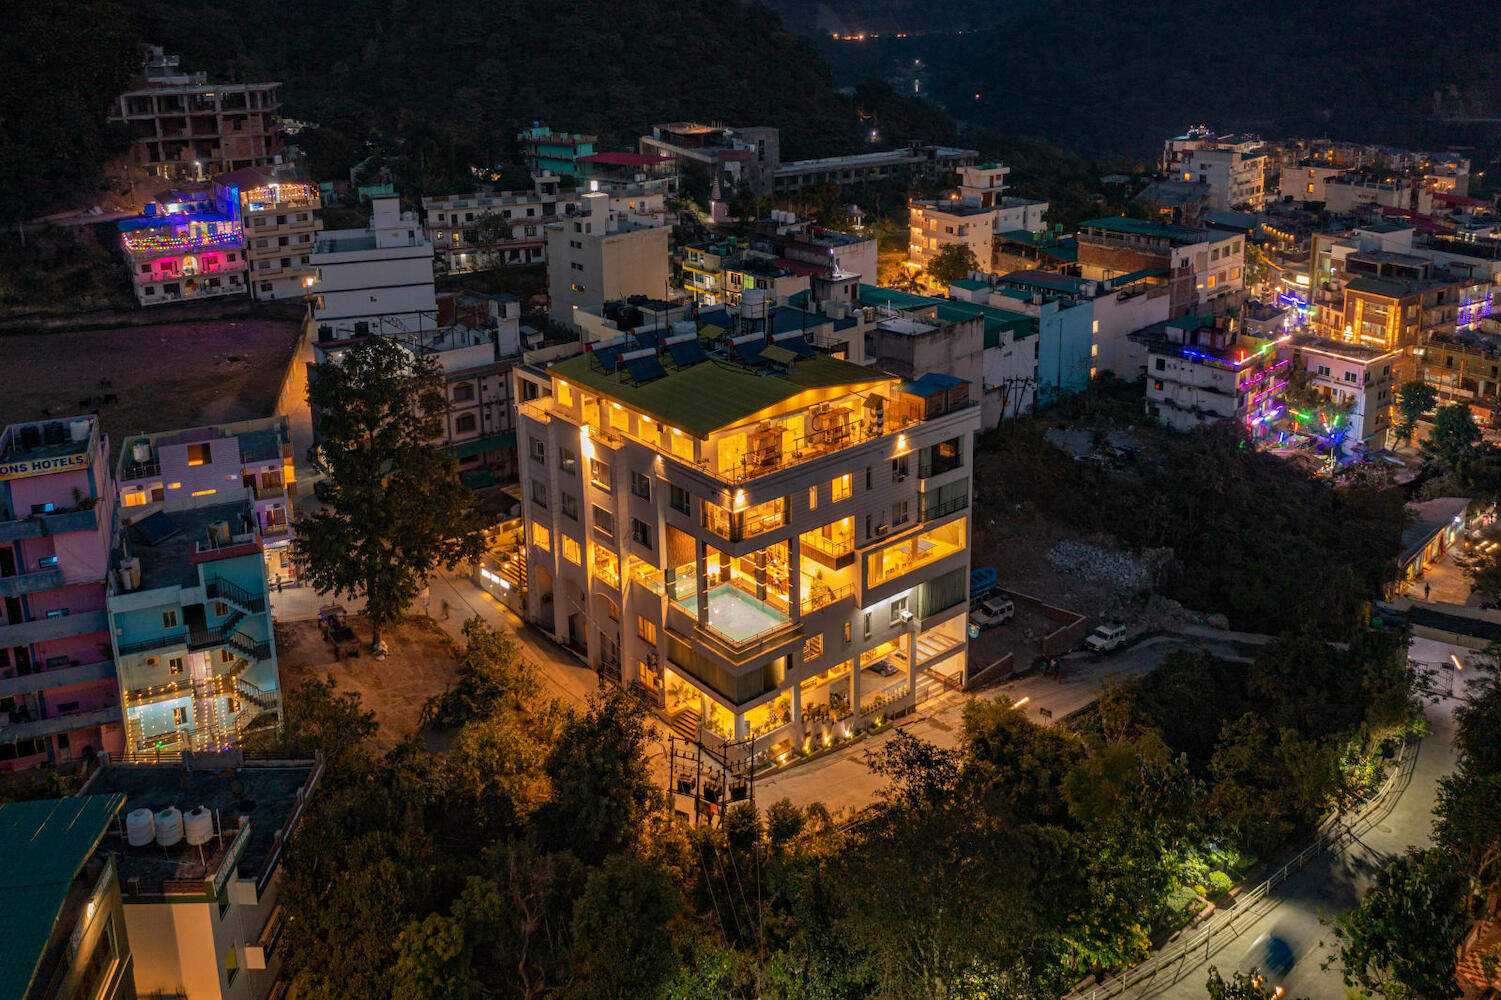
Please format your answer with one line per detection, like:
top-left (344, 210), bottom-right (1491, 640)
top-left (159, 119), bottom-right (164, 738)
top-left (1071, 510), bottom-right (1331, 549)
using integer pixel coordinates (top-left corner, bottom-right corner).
top-left (969, 596), bottom-right (1015, 630)
top-left (863, 659), bottom-right (900, 677)
top-left (1084, 623), bottom-right (1128, 652)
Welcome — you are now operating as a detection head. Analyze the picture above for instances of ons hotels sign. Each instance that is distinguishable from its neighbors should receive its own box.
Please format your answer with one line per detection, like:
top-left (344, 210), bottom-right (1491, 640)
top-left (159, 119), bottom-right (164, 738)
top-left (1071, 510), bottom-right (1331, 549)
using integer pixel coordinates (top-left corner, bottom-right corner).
top-left (0, 452), bottom-right (88, 481)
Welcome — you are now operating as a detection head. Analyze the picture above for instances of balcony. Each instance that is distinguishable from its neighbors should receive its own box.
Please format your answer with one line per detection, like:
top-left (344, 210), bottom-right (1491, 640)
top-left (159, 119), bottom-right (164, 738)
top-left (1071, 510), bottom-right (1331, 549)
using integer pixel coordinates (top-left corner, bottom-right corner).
top-left (919, 493), bottom-right (968, 522)
top-left (0, 703), bottom-right (121, 741)
top-left (0, 508), bottom-right (99, 543)
top-left (799, 530), bottom-right (854, 569)
top-left (117, 629), bottom-right (188, 657)
top-left (0, 659), bottom-right (114, 698)
top-left (0, 567), bottom-right (64, 598)
top-left (800, 581), bottom-right (854, 616)
top-left (0, 610), bottom-right (109, 647)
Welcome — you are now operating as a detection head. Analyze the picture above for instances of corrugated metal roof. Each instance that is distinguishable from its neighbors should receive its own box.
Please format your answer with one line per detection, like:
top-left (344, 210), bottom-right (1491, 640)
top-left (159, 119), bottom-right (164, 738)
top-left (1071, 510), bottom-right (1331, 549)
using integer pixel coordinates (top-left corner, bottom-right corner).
top-left (0, 794), bottom-right (125, 1000)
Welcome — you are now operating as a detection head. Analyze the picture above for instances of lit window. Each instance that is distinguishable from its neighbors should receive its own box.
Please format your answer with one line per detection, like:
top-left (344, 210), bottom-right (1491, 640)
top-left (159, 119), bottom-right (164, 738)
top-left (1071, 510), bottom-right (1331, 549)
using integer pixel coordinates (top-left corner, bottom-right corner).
top-left (190, 489), bottom-right (217, 497)
top-left (832, 474), bottom-right (852, 502)
top-left (531, 521), bottom-right (550, 552)
top-left (122, 489), bottom-right (149, 508)
top-left (808, 485), bottom-right (818, 510)
top-left (562, 536), bottom-right (581, 565)
top-left (187, 443), bottom-right (211, 466)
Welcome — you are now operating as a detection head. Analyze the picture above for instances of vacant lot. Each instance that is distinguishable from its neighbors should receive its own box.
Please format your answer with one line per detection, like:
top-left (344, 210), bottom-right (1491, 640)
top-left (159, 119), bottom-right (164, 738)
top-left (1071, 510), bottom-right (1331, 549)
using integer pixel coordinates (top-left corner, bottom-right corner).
top-left (0, 318), bottom-right (302, 446)
top-left (276, 615), bottom-right (461, 752)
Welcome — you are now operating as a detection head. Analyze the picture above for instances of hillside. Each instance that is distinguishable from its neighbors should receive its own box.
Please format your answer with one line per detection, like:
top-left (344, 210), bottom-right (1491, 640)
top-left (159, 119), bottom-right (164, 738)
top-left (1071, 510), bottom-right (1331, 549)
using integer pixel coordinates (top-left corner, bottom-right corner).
top-left (135, 0), bottom-right (865, 173)
top-left (761, 0), bottom-right (1028, 36)
top-left (923, 0), bottom-right (1501, 157)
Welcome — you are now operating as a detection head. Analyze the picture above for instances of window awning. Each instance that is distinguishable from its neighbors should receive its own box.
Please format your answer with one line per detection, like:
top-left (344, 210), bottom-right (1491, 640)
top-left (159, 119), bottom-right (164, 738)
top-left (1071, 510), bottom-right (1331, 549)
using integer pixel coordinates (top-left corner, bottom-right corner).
top-left (445, 430), bottom-right (516, 460)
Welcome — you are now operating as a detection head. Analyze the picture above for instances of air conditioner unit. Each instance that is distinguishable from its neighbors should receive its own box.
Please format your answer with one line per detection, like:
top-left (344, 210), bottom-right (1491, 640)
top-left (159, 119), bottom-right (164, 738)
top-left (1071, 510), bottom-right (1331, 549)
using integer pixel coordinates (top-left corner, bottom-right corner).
top-left (895, 475), bottom-right (907, 482)
top-left (875, 524), bottom-right (889, 536)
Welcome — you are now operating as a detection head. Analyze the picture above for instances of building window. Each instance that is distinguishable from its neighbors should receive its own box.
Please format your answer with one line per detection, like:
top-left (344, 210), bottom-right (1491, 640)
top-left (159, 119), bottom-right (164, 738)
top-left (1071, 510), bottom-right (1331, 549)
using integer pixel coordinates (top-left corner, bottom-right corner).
top-left (833, 474), bottom-right (852, 502)
top-left (808, 485), bottom-right (817, 510)
top-left (162, 610), bottom-right (179, 629)
top-left (669, 484), bottom-right (691, 514)
top-left (220, 649), bottom-right (234, 664)
top-left (889, 596), bottom-right (908, 626)
top-left (562, 493), bottom-right (579, 520)
top-left (630, 518), bottom-right (652, 548)
top-left (592, 504), bottom-right (613, 535)
top-left (590, 459), bottom-right (612, 491)
top-left (637, 616), bottom-right (657, 645)
top-left (559, 447), bottom-right (578, 475)
top-left (168, 657), bottom-right (184, 675)
top-left (843, 621), bottom-right (852, 644)
top-left (630, 471), bottom-right (651, 500)
top-left (863, 612), bottom-right (872, 640)
top-left (561, 536), bottom-right (581, 565)
top-left (187, 443), bottom-right (211, 466)
top-left (531, 521), bottom-right (551, 552)
top-left (892, 500), bottom-right (910, 526)
top-left (453, 382), bottom-right (475, 402)
top-left (173, 707), bottom-right (189, 726)
top-left (1155, 358), bottom-right (1166, 372)
top-left (529, 438), bottom-right (545, 463)
top-left (214, 601), bottom-right (229, 618)
top-left (531, 482), bottom-right (548, 509)
top-left (455, 414), bottom-right (477, 433)
top-left (802, 634), bottom-right (823, 662)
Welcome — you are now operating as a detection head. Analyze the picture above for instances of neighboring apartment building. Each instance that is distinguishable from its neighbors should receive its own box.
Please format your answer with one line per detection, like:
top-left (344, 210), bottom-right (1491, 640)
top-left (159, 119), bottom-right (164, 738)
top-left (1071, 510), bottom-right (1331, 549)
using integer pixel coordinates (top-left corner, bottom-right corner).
top-left (215, 168), bottom-right (323, 301)
top-left (114, 418), bottom-right (297, 586)
top-left (518, 125), bottom-right (598, 178)
top-left (578, 152), bottom-right (680, 196)
top-left (1174, 145), bottom-right (1268, 211)
top-left (107, 493), bottom-right (282, 757)
top-left (110, 46), bottom-right (282, 181)
top-left (79, 757), bottom-right (322, 1000)
top-left (771, 144), bottom-right (978, 193)
top-left (0, 416), bottom-right (123, 771)
top-left (907, 164), bottom-right (1049, 286)
top-left (1278, 163), bottom-right (1351, 205)
top-left (1137, 316), bottom-right (1287, 433)
top-left (1, 794), bottom-right (133, 1000)
top-left (515, 331), bottom-right (980, 751)
top-left (314, 293), bottom-right (524, 485)
top-left (1287, 336), bottom-right (1398, 456)
top-left (641, 123), bottom-right (781, 194)
top-left (118, 189), bottom-right (247, 306)
top-left (1076, 217), bottom-right (1245, 318)
top-left (308, 195), bottom-right (437, 337)
top-left (546, 192), bottom-right (670, 327)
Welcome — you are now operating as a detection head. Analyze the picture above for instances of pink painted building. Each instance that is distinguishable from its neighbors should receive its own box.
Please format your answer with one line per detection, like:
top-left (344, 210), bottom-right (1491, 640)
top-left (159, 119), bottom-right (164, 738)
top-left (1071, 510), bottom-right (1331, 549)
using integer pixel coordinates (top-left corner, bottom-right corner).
top-left (0, 416), bottom-right (123, 770)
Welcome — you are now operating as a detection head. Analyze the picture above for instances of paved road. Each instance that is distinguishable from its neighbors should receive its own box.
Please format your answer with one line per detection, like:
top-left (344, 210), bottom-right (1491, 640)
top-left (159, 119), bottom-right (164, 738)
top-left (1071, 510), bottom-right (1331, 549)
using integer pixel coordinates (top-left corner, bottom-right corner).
top-left (755, 632), bottom-right (1256, 815)
top-left (1116, 682), bottom-right (1463, 1000)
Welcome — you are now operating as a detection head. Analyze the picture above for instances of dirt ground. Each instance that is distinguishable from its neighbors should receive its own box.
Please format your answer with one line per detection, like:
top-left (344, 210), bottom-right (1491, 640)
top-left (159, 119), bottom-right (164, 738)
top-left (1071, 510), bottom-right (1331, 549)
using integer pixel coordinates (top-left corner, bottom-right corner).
top-left (275, 614), bottom-right (462, 752)
top-left (0, 317), bottom-right (302, 446)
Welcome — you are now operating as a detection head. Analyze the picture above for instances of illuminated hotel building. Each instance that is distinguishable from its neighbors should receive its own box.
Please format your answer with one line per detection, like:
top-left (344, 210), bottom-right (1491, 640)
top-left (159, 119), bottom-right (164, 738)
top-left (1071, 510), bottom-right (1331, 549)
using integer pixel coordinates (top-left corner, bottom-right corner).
top-left (515, 327), bottom-right (979, 752)
top-left (118, 189), bottom-right (246, 306)
top-left (215, 168), bottom-right (323, 301)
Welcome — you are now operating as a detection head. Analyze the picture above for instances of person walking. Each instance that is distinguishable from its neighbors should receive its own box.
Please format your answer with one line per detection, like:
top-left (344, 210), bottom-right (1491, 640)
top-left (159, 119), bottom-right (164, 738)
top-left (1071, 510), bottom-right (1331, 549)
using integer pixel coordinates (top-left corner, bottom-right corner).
top-left (1424, 581), bottom-right (1431, 601)
top-left (441, 598), bottom-right (450, 621)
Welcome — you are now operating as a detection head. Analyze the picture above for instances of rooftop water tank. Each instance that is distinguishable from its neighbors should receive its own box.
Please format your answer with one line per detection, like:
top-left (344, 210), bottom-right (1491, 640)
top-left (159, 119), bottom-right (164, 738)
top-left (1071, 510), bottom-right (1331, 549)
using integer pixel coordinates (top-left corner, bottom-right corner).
top-left (69, 419), bottom-right (91, 443)
top-left (126, 808), bottom-right (155, 847)
top-left (741, 289), bottom-right (768, 321)
top-left (184, 805), bottom-right (214, 846)
top-left (155, 806), bottom-right (184, 848)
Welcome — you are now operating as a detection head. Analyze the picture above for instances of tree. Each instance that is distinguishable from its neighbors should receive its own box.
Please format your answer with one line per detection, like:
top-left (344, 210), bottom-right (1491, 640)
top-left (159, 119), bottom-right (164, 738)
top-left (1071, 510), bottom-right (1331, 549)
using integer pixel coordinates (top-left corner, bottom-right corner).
top-left (564, 854), bottom-right (683, 1000)
top-left (1421, 402), bottom-right (1482, 470)
top-left (270, 676), bottom-right (379, 773)
top-left (1394, 380), bottom-right (1438, 446)
top-left (926, 243), bottom-right (980, 287)
top-left (536, 689), bottom-right (659, 865)
top-left (296, 337), bottom-right (485, 644)
top-left (1331, 847), bottom-right (1469, 1000)
top-left (1242, 243), bottom-right (1271, 292)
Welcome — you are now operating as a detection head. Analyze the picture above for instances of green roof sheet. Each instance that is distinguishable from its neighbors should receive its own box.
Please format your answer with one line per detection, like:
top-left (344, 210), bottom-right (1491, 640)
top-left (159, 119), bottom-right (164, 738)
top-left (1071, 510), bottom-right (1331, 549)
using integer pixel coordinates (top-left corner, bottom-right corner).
top-left (445, 430), bottom-right (517, 460)
top-left (0, 794), bottom-right (125, 1000)
top-left (854, 284), bottom-right (1034, 349)
top-left (1109, 268), bottom-right (1166, 287)
top-left (1079, 216), bottom-right (1206, 241)
top-left (948, 278), bottom-right (989, 291)
top-left (549, 350), bottom-right (890, 436)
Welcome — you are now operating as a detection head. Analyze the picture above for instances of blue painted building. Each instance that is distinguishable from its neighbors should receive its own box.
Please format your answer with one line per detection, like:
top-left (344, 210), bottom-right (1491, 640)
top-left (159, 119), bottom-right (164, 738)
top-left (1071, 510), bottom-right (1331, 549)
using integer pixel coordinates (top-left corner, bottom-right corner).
top-left (107, 500), bottom-right (281, 757)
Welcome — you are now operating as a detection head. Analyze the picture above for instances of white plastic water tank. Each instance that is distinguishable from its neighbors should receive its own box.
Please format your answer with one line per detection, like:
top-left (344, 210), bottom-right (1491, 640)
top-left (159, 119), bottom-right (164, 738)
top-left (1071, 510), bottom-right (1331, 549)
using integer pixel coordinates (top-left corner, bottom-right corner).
top-left (740, 289), bottom-right (768, 321)
top-left (131, 440), bottom-right (151, 463)
top-left (69, 419), bottom-right (91, 442)
top-left (184, 805), bottom-right (213, 846)
top-left (118, 557), bottom-right (141, 592)
top-left (126, 808), bottom-right (155, 847)
top-left (155, 806), bottom-right (184, 847)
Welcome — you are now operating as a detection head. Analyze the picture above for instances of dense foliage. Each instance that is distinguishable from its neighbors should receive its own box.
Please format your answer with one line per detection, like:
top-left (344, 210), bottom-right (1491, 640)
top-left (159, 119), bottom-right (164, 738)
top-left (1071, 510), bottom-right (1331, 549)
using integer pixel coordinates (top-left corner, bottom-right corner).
top-left (0, 0), bottom-right (135, 222)
top-left (1332, 648), bottom-right (1501, 998)
top-left (914, 0), bottom-right (1501, 157)
top-left (275, 609), bottom-right (1417, 999)
top-left (976, 385), bottom-right (1406, 636)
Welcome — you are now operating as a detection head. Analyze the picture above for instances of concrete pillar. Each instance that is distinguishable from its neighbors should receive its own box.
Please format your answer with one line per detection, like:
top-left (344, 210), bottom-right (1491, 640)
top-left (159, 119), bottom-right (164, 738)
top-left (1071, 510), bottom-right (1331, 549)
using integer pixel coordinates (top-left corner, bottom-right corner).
top-left (790, 680), bottom-right (803, 742)
top-left (695, 541), bottom-right (708, 626)
top-left (850, 652), bottom-right (863, 717)
top-left (734, 711), bottom-right (748, 740)
top-left (788, 537), bottom-right (801, 615)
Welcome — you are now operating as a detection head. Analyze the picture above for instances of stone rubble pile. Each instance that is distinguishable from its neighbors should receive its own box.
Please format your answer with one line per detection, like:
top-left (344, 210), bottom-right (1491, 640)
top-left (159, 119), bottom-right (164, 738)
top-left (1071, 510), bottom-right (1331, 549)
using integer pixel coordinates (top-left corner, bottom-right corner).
top-left (1046, 540), bottom-right (1151, 589)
